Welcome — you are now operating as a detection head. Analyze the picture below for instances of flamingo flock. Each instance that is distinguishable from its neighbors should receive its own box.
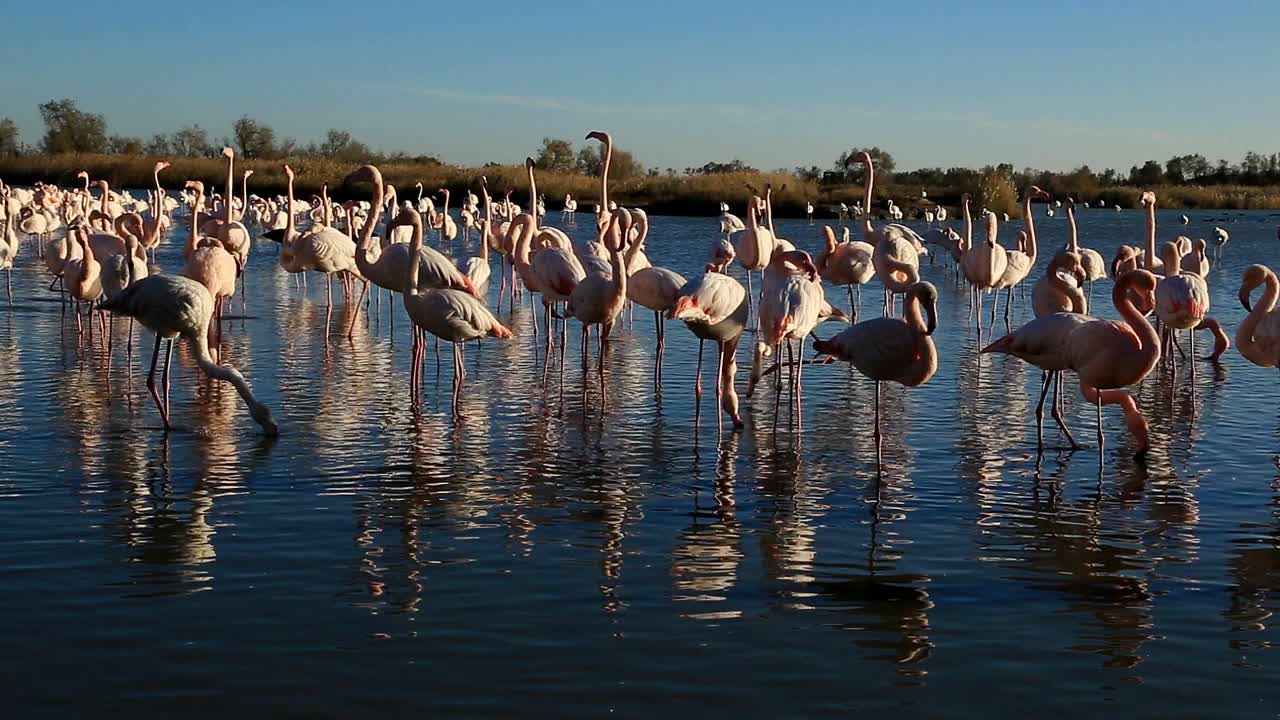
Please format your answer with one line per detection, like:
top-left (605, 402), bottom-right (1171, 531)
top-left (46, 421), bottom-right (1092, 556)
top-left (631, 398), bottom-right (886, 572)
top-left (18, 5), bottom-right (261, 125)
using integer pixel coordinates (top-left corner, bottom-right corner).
top-left (0, 129), bottom-right (1275, 478)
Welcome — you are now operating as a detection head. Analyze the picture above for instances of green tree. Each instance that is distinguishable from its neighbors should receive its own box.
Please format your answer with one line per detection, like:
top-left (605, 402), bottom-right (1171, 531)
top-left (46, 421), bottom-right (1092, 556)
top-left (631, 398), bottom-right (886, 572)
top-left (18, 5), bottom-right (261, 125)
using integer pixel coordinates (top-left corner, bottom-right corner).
top-left (576, 144), bottom-right (644, 179)
top-left (38, 98), bottom-right (108, 154)
top-left (0, 118), bottom-right (18, 158)
top-left (232, 115), bottom-right (276, 159)
top-left (837, 147), bottom-right (895, 182)
top-left (1129, 160), bottom-right (1164, 186)
top-left (536, 138), bottom-right (576, 172)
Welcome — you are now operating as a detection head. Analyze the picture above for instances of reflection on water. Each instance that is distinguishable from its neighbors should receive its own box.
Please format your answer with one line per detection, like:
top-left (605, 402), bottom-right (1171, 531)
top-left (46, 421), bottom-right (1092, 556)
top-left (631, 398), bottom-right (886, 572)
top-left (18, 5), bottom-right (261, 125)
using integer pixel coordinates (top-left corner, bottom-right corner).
top-left (3, 208), bottom-right (1280, 715)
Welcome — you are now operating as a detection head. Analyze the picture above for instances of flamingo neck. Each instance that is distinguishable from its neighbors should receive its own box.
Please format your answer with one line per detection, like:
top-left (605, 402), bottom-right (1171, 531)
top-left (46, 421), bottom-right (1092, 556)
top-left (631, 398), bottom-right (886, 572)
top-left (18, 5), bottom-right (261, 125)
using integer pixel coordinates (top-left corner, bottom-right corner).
top-left (1114, 276), bottom-right (1158, 352)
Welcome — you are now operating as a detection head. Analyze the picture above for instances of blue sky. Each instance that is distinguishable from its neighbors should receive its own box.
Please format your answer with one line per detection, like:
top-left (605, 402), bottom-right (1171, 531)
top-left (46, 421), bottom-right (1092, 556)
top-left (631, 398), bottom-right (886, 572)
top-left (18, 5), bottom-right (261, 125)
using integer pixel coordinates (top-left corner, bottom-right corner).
top-left (2, 0), bottom-right (1276, 172)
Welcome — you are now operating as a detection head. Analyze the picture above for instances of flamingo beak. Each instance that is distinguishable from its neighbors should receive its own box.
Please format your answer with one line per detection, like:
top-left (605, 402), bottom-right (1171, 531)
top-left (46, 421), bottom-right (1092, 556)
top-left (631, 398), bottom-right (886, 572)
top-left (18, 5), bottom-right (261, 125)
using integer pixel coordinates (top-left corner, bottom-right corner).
top-left (1240, 289), bottom-right (1252, 312)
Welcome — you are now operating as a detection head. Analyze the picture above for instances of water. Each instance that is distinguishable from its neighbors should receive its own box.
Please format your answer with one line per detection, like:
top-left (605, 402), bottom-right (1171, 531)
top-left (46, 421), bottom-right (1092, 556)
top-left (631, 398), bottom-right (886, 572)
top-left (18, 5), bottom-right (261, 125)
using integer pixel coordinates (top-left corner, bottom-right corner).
top-left (3, 204), bottom-right (1280, 717)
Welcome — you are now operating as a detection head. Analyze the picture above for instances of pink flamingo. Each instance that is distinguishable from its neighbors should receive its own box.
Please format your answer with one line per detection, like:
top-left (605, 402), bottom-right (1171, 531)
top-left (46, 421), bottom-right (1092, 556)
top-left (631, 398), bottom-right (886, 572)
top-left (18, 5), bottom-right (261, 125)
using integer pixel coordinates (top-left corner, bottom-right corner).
top-left (395, 208), bottom-right (511, 408)
top-left (565, 200), bottom-right (631, 401)
top-left (961, 209), bottom-right (1008, 333)
top-left (812, 281), bottom-right (939, 467)
top-left (672, 267), bottom-right (749, 432)
top-left (1154, 240), bottom-right (1210, 388)
top-left (627, 264), bottom-right (688, 387)
top-left (179, 181), bottom-right (237, 355)
top-left (747, 249), bottom-right (823, 418)
top-left (735, 195), bottom-right (773, 323)
top-left (100, 271), bottom-right (277, 436)
top-left (991, 187), bottom-right (1049, 324)
top-left (815, 225), bottom-right (874, 320)
top-left (1237, 264), bottom-right (1280, 369)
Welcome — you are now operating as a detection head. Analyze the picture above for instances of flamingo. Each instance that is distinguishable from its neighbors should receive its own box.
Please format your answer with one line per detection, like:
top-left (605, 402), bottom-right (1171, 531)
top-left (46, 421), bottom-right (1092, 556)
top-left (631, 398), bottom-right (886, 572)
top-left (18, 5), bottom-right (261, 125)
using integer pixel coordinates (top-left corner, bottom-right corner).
top-left (140, 161), bottom-right (170, 262)
top-left (1237, 264), bottom-right (1280, 370)
top-left (815, 225), bottom-right (874, 320)
top-left (1181, 238), bottom-right (1211, 277)
top-left (393, 208), bottom-right (511, 407)
top-left (0, 188), bottom-right (15, 303)
top-left (565, 198), bottom-right (630, 400)
top-left (100, 213), bottom-right (149, 354)
top-left (461, 178), bottom-right (494, 291)
top-left (672, 267), bottom-right (749, 432)
top-left (344, 165), bottom-right (477, 338)
top-left (179, 181), bottom-right (237, 352)
top-left (1065, 203), bottom-right (1107, 302)
top-left (734, 195), bottom-right (772, 324)
top-left (100, 271), bottom-right (278, 436)
top-left (1213, 227), bottom-right (1229, 261)
top-left (748, 249), bottom-right (823, 416)
top-left (214, 148), bottom-right (252, 275)
top-left (627, 265), bottom-right (687, 386)
top-left (1139, 192), bottom-right (1165, 274)
top-left (1154, 241), bottom-right (1210, 386)
top-left (991, 186), bottom-right (1050, 324)
top-left (63, 224), bottom-right (105, 338)
top-left (961, 209), bottom-right (1008, 333)
top-left (849, 151), bottom-right (917, 316)
top-left (811, 281), bottom-right (939, 467)
top-left (434, 189), bottom-right (458, 242)
top-left (1061, 269), bottom-right (1162, 467)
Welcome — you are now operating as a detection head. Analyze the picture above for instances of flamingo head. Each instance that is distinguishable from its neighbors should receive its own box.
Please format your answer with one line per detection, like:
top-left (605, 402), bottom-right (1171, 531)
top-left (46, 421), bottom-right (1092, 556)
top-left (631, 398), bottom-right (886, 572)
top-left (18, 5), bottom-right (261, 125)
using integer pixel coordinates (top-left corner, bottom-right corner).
top-left (914, 282), bottom-right (939, 335)
top-left (1240, 264), bottom-right (1272, 311)
top-left (282, 165), bottom-right (294, 181)
top-left (155, 161), bottom-right (171, 173)
top-left (75, 171), bottom-right (88, 180)
top-left (1027, 185), bottom-right (1050, 202)
top-left (822, 225), bottom-right (837, 252)
top-left (585, 130), bottom-right (611, 145)
top-left (1140, 191), bottom-right (1156, 207)
top-left (244, 169), bottom-right (254, 179)
top-left (184, 180), bottom-right (203, 193)
top-left (221, 146), bottom-right (235, 159)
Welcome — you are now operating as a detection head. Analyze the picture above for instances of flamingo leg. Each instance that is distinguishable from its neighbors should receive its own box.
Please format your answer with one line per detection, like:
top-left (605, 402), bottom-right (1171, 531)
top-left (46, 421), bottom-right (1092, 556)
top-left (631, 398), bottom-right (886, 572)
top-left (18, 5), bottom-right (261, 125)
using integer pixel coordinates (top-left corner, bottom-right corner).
top-left (1035, 370), bottom-right (1050, 452)
top-left (162, 338), bottom-right (174, 425)
top-left (1049, 371), bottom-right (1079, 450)
top-left (874, 380), bottom-right (883, 469)
top-left (146, 333), bottom-right (168, 428)
top-left (695, 339), bottom-right (704, 402)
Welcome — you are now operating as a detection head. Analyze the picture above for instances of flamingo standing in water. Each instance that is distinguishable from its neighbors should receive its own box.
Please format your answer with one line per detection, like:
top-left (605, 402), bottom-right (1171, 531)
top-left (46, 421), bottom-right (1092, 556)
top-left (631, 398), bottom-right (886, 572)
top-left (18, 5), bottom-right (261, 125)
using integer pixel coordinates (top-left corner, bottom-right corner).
top-left (734, 195), bottom-right (773, 325)
top-left (673, 267), bottom-right (749, 432)
top-left (815, 225), bottom-right (874, 320)
top-left (395, 208), bottom-right (511, 408)
top-left (849, 152), bottom-right (917, 316)
top-left (747, 249), bottom-right (824, 417)
top-left (1154, 241), bottom-right (1211, 389)
top-left (565, 198), bottom-right (630, 402)
top-left (812, 281), bottom-right (939, 468)
top-left (100, 271), bottom-right (278, 436)
top-left (628, 264), bottom-right (687, 388)
top-left (962, 210), bottom-right (1008, 334)
top-left (1064, 202), bottom-right (1108, 304)
top-left (1213, 227), bottom-right (1229, 261)
top-left (1237, 264), bottom-right (1280, 370)
top-left (992, 187), bottom-right (1049, 324)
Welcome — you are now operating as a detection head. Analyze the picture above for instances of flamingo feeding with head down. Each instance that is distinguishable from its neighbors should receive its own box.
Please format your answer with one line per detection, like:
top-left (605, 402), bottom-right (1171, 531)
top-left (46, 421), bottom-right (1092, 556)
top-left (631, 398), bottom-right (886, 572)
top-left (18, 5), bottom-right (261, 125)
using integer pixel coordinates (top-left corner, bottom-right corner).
top-left (100, 271), bottom-right (278, 436)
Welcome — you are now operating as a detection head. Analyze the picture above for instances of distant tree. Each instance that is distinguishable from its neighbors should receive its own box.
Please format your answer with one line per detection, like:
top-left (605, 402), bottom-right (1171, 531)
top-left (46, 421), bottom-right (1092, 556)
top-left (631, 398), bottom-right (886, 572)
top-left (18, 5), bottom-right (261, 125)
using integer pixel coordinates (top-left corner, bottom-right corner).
top-left (794, 165), bottom-right (822, 182)
top-left (1129, 160), bottom-right (1164, 186)
top-left (170, 125), bottom-right (210, 157)
top-left (837, 147), bottom-right (895, 182)
top-left (108, 135), bottom-right (144, 155)
top-left (576, 144), bottom-right (643, 179)
top-left (232, 115), bottom-right (276, 159)
top-left (38, 98), bottom-right (108, 154)
top-left (536, 138), bottom-right (576, 172)
top-left (695, 159), bottom-right (756, 175)
top-left (144, 133), bottom-right (171, 155)
top-left (318, 129), bottom-right (369, 161)
top-left (0, 118), bottom-right (18, 158)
